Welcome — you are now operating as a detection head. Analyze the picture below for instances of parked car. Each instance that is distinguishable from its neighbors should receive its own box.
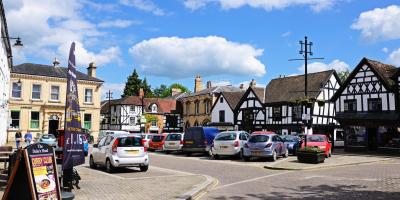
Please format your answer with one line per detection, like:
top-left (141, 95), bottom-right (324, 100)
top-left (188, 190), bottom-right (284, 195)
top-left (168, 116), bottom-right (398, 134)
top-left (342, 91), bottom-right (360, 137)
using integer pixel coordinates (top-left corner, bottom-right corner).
top-left (243, 133), bottom-right (288, 162)
top-left (148, 133), bottom-right (168, 151)
top-left (163, 133), bottom-right (184, 153)
top-left (97, 130), bottom-right (130, 143)
top-left (210, 131), bottom-right (249, 159)
top-left (39, 134), bottom-right (57, 147)
top-left (301, 134), bottom-right (332, 157)
top-left (251, 131), bottom-right (275, 135)
top-left (281, 135), bottom-right (301, 155)
top-left (89, 133), bottom-right (149, 173)
top-left (141, 134), bottom-right (155, 149)
top-left (182, 127), bottom-right (219, 156)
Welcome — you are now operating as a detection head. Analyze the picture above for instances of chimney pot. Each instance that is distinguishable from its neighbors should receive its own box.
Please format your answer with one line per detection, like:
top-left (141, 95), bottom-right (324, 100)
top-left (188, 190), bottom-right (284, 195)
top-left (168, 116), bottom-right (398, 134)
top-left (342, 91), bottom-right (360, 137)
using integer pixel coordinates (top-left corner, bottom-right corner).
top-left (139, 88), bottom-right (144, 98)
top-left (239, 84), bottom-right (244, 89)
top-left (194, 75), bottom-right (202, 93)
top-left (250, 79), bottom-right (256, 87)
top-left (206, 81), bottom-right (212, 89)
top-left (87, 62), bottom-right (97, 77)
top-left (53, 57), bottom-right (60, 67)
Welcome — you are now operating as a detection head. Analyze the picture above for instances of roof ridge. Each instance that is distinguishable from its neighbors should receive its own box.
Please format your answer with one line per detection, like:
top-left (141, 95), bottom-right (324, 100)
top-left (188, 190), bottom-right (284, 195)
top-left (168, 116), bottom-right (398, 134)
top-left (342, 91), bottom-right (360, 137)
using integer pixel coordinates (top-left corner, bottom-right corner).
top-left (270, 69), bottom-right (334, 81)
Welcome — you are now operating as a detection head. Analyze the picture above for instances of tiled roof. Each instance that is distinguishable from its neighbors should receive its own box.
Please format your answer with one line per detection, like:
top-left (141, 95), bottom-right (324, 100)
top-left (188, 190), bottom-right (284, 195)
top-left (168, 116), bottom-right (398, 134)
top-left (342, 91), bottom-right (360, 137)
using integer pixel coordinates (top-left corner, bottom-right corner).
top-left (221, 91), bottom-right (245, 110)
top-left (265, 70), bottom-right (334, 103)
top-left (12, 63), bottom-right (103, 82)
top-left (104, 96), bottom-right (177, 114)
top-left (364, 58), bottom-right (398, 87)
top-left (185, 86), bottom-right (242, 97)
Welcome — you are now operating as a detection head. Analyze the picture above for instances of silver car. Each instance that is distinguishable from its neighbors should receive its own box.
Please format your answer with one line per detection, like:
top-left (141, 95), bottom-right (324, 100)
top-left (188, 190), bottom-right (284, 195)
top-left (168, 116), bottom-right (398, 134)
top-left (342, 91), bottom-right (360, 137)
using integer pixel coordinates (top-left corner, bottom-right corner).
top-left (141, 134), bottom-right (155, 149)
top-left (90, 134), bottom-right (149, 173)
top-left (39, 134), bottom-right (57, 147)
top-left (210, 131), bottom-right (249, 159)
top-left (243, 133), bottom-right (288, 162)
top-left (163, 133), bottom-right (184, 152)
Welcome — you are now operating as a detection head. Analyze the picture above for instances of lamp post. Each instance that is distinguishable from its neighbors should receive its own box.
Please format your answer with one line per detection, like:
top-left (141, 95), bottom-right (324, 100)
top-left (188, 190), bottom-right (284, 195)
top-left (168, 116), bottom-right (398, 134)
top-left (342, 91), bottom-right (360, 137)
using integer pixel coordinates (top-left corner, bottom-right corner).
top-left (2, 36), bottom-right (23, 48)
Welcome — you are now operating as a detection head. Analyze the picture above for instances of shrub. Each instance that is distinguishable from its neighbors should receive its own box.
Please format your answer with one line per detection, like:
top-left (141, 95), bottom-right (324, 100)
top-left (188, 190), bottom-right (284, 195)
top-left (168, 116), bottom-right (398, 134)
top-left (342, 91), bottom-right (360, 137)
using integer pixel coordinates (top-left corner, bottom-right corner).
top-left (298, 146), bottom-right (324, 153)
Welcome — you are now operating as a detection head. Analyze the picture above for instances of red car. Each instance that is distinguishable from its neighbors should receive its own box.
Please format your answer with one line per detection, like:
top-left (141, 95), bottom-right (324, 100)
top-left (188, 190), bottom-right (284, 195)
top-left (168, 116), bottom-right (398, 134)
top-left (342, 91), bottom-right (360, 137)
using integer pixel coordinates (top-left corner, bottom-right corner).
top-left (301, 134), bottom-right (332, 157)
top-left (251, 131), bottom-right (275, 135)
top-left (148, 133), bottom-right (168, 151)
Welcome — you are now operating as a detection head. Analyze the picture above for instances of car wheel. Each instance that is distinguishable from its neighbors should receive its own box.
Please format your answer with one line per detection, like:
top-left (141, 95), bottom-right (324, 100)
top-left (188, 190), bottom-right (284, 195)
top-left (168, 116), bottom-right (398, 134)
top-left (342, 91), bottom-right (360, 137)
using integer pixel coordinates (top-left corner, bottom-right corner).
top-left (186, 152), bottom-right (192, 157)
top-left (140, 165), bottom-right (149, 172)
top-left (89, 156), bottom-right (96, 169)
top-left (165, 150), bottom-right (170, 154)
top-left (283, 149), bottom-right (289, 158)
top-left (270, 150), bottom-right (277, 162)
top-left (105, 159), bottom-right (114, 173)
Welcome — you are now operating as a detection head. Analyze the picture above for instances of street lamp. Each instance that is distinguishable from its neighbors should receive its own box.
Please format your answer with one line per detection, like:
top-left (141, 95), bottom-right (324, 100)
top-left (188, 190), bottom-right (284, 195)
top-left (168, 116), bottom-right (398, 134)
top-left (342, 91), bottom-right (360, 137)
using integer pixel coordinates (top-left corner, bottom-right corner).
top-left (3, 36), bottom-right (23, 48)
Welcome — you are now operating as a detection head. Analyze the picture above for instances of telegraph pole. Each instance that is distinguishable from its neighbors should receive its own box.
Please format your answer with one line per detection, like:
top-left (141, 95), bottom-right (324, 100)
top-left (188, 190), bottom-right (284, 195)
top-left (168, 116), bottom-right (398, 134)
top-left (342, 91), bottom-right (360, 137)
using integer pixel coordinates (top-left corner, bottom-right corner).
top-left (106, 90), bottom-right (113, 129)
top-left (289, 36), bottom-right (324, 147)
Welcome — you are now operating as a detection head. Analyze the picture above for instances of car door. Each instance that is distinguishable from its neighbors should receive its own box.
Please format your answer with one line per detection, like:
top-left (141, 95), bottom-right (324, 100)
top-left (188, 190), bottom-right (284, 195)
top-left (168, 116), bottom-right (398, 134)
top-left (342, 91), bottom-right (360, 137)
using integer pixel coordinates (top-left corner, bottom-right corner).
top-left (93, 137), bottom-right (106, 163)
top-left (272, 136), bottom-right (283, 154)
top-left (239, 132), bottom-right (248, 148)
top-left (277, 136), bottom-right (286, 155)
top-left (99, 136), bottom-right (114, 165)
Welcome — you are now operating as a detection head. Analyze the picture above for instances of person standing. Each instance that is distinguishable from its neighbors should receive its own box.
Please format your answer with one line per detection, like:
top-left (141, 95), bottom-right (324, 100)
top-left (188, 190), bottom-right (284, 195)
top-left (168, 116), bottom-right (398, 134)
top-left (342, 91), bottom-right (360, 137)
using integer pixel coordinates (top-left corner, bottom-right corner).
top-left (24, 131), bottom-right (33, 146)
top-left (15, 131), bottom-right (22, 149)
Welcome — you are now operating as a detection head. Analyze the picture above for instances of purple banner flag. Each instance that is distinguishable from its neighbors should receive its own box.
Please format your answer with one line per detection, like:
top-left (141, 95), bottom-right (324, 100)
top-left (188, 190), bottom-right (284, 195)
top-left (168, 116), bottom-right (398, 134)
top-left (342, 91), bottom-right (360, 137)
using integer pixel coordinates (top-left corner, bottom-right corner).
top-left (62, 42), bottom-right (85, 170)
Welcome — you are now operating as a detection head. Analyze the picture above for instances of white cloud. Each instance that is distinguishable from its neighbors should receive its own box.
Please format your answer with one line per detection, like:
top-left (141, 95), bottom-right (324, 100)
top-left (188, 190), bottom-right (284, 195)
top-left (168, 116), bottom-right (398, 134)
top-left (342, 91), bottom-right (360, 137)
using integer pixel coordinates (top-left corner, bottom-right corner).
top-left (183, 0), bottom-right (336, 12)
top-left (382, 47), bottom-right (389, 53)
top-left (281, 31), bottom-right (292, 37)
top-left (389, 48), bottom-right (400, 66)
top-left (98, 19), bottom-right (141, 28)
top-left (120, 0), bottom-right (165, 16)
top-left (101, 83), bottom-right (125, 100)
top-left (129, 36), bottom-right (266, 79)
top-left (4, 0), bottom-right (120, 67)
top-left (298, 59), bottom-right (350, 73)
top-left (351, 5), bottom-right (400, 41)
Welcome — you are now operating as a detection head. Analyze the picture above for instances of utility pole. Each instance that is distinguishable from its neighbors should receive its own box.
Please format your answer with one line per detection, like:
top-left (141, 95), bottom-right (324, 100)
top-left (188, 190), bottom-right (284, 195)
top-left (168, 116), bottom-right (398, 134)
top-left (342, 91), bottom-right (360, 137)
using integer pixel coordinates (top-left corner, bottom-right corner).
top-left (289, 36), bottom-right (324, 147)
top-left (106, 90), bottom-right (113, 130)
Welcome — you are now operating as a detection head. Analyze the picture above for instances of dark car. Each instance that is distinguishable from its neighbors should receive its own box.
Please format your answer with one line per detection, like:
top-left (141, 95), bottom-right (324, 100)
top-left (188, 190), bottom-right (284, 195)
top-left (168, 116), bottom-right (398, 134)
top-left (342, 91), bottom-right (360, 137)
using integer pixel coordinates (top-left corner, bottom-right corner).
top-left (182, 127), bottom-right (219, 156)
top-left (281, 135), bottom-right (301, 155)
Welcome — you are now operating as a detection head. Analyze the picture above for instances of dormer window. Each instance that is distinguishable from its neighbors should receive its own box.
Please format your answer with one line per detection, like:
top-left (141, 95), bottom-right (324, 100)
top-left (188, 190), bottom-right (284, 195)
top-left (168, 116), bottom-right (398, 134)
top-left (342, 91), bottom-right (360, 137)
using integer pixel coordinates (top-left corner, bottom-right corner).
top-left (151, 104), bottom-right (158, 113)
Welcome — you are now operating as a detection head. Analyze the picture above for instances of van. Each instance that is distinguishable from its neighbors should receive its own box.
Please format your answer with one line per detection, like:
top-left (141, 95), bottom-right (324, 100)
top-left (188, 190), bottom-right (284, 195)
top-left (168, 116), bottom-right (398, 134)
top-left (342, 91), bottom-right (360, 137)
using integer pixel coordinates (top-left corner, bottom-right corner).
top-left (182, 127), bottom-right (219, 156)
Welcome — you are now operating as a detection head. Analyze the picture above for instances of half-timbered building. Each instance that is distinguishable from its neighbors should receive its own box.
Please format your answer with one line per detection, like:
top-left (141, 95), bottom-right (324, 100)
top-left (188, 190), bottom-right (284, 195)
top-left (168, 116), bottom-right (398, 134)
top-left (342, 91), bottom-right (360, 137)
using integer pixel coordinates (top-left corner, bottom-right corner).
top-left (210, 91), bottom-right (244, 130)
top-left (264, 70), bottom-right (341, 140)
top-left (332, 58), bottom-right (400, 152)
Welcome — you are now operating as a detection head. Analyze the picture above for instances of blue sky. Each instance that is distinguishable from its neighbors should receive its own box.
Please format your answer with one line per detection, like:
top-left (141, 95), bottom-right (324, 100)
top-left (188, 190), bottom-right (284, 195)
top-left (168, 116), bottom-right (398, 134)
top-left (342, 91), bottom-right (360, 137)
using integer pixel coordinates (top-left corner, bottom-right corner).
top-left (4, 0), bottom-right (400, 99)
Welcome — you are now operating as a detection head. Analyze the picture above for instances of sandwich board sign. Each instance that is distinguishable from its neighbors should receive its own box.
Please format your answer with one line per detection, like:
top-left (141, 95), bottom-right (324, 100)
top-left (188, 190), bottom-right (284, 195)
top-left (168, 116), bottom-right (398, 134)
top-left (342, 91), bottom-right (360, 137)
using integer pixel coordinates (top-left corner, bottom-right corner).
top-left (2, 143), bottom-right (61, 200)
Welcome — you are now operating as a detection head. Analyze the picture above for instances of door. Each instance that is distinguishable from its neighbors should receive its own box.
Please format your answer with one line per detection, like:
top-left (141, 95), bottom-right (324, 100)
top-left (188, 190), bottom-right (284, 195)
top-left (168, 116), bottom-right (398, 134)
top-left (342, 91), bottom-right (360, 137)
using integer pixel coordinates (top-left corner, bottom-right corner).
top-left (367, 128), bottom-right (378, 151)
top-left (93, 137), bottom-right (107, 163)
top-left (99, 136), bottom-right (113, 165)
top-left (48, 119), bottom-right (59, 135)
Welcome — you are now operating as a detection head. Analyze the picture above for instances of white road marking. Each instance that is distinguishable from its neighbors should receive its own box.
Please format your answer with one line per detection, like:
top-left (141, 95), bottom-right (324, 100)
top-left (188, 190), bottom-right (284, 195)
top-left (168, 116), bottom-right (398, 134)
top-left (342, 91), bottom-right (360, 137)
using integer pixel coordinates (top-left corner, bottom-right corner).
top-left (212, 171), bottom-right (291, 190)
top-left (150, 166), bottom-right (195, 175)
top-left (303, 175), bottom-right (378, 182)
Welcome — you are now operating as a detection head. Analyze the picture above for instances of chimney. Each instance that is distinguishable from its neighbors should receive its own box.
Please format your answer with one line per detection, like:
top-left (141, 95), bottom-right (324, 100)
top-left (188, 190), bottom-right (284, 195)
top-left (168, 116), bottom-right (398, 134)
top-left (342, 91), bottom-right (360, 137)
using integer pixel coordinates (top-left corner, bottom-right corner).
top-left (194, 75), bottom-right (202, 93)
top-left (171, 88), bottom-right (182, 96)
top-left (206, 81), bottom-right (212, 89)
top-left (250, 79), bottom-right (256, 87)
top-left (87, 62), bottom-right (97, 77)
top-left (53, 57), bottom-right (60, 67)
top-left (139, 88), bottom-right (144, 98)
top-left (239, 84), bottom-right (244, 90)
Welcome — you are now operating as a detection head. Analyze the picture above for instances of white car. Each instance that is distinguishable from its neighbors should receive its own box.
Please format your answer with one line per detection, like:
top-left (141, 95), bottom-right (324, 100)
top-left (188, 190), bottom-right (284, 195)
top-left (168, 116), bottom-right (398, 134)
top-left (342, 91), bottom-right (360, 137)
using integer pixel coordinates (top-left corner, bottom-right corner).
top-left (90, 134), bottom-right (149, 173)
top-left (163, 133), bottom-right (184, 152)
top-left (210, 131), bottom-right (250, 159)
top-left (141, 134), bottom-right (155, 149)
top-left (97, 130), bottom-right (130, 143)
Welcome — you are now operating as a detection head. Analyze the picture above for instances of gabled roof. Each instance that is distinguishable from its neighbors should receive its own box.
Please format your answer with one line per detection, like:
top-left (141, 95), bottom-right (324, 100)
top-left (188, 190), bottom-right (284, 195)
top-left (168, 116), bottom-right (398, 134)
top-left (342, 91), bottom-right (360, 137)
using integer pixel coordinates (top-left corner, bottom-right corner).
top-left (332, 58), bottom-right (398, 101)
top-left (12, 63), bottom-right (104, 82)
top-left (235, 86), bottom-right (266, 110)
top-left (184, 86), bottom-right (242, 97)
top-left (212, 91), bottom-right (245, 111)
top-left (265, 70), bottom-right (335, 103)
top-left (103, 96), bottom-right (177, 114)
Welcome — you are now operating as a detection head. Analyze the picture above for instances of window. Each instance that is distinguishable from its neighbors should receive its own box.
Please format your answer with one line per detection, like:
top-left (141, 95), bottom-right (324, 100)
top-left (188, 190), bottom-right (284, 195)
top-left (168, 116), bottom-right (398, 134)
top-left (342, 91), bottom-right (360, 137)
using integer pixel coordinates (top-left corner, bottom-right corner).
top-left (130, 106), bottom-right (135, 112)
top-left (130, 117), bottom-right (136, 126)
top-left (220, 97), bottom-right (224, 103)
top-left (151, 120), bottom-right (157, 127)
top-left (32, 84), bottom-right (41, 100)
top-left (346, 126), bottom-right (367, 147)
top-left (12, 82), bottom-right (21, 98)
top-left (204, 100), bottom-right (210, 114)
top-left (85, 88), bottom-right (93, 103)
top-left (272, 106), bottom-right (282, 120)
top-left (30, 111), bottom-right (40, 129)
top-left (10, 111), bottom-right (20, 128)
top-left (219, 110), bottom-right (225, 122)
top-left (185, 102), bottom-right (190, 115)
top-left (292, 106), bottom-right (302, 121)
top-left (368, 98), bottom-right (382, 111)
top-left (151, 104), bottom-right (157, 113)
top-left (344, 99), bottom-right (357, 112)
top-left (50, 85), bottom-right (60, 101)
top-left (84, 114), bottom-right (92, 130)
top-left (378, 127), bottom-right (400, 149)
top-left (195, 101), bottom-right (199, 114)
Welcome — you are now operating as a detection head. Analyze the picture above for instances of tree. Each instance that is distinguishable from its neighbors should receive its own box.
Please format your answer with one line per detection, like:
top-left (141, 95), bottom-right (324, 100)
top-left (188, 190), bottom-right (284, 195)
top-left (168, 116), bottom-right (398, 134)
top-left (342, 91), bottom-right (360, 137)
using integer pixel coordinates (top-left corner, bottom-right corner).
top-left (141, 78), bottom-right (153, 97)
top-left (337, 70), bottom-right (350, 83)
top-left (153, 84), bottom-right (170, 98)
top-left (122, 69), bottom-right (142, 97)
top-left (170, 83), bottom-right (190, 94)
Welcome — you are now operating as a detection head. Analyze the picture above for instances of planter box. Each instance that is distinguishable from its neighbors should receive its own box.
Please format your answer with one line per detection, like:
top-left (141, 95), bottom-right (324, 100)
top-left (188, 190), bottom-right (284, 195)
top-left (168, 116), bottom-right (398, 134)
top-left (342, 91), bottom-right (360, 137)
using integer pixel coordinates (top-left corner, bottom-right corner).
top-left (297, 151), bottom-right (325, 164)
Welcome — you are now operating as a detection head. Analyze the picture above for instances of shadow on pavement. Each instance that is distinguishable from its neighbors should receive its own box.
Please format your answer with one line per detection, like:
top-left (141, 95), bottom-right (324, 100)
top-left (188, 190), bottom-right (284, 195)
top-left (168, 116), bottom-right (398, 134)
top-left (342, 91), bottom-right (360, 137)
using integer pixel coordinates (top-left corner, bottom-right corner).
top-left (333, 148), bottom-right (400, 159)
top-left (82, 166), bottom-right (142, 174)
top-left (210, 184), bottom-right (400, 200)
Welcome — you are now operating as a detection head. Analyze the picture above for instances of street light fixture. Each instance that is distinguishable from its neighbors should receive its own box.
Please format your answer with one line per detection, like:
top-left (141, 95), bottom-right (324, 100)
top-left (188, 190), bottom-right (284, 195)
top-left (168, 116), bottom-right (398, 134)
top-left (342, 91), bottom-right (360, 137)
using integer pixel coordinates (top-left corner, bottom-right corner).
top-left (3, 36), bottom-right (23, 48)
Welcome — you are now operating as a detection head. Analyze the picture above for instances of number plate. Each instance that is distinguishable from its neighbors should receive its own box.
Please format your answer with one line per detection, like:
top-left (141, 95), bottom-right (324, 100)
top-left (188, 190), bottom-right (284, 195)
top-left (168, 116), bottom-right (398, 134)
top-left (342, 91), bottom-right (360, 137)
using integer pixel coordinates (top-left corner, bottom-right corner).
top-left (251, 151), bottom-right (262, 156)
top-left (185, 141), bottom-right (193, 144)
top-left (169, 142), bottom-right (176, 145)
top-left (126, 150), bottom-right (139, 154)
top-left (220, 146), bottom-right (228, 149)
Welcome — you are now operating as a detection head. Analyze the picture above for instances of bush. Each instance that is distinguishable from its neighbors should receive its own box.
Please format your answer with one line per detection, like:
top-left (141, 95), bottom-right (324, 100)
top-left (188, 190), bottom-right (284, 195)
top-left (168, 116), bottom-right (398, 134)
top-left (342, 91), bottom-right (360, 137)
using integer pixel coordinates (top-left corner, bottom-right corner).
top-left (298, 146), bottom-right (324, 153)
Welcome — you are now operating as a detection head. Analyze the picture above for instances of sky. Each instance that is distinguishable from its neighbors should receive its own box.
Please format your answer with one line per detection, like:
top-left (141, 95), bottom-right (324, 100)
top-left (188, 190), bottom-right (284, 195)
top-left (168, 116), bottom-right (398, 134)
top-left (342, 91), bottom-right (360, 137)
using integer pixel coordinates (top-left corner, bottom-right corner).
top-left (3, 0), bottom-right (400, 99)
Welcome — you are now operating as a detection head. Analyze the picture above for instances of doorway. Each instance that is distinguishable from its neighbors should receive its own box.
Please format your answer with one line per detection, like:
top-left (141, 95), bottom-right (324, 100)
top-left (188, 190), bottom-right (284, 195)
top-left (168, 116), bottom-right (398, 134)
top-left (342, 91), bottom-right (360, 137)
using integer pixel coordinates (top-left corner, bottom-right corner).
top-left (48, 115), bottom-right (59, 136)
top-left (367, 127), bottom-right (378, 151)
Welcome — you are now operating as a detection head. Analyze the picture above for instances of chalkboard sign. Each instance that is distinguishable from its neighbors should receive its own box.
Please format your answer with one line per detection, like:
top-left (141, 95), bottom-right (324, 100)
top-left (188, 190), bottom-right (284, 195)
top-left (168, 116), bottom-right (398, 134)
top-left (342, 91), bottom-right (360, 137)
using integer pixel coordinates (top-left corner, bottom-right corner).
top-left (2, 143), bottom-right (61, 200)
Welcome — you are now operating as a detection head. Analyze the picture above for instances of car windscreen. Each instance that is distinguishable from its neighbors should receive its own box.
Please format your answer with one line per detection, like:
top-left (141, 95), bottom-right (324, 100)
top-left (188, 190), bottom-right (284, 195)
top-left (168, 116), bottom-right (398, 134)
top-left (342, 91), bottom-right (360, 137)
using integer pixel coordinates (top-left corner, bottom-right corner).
top-left (215, 133), bottom-right (236, 141)
top-left (152, 135), bottom-right (164, 142)
top-left (307, 135), bottom-right (325, 142)
top-left (118, 137), bottom-right (142, 147)
top-left (166, 134), bottom-right (181, 141)
top-left (282, 136), bottom-right (299, 142)
top-left (42, 134), bottom-right (55, 139)
top-left (248, 135), bottom-right (269, 143)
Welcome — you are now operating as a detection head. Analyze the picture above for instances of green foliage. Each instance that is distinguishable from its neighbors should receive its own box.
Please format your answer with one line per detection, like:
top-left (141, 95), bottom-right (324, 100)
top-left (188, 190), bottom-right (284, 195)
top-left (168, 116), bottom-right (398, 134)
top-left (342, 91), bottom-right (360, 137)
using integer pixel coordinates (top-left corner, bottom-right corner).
top-left (337, 70), bottom-right (350, 83)
top-left (122, 69), bottom-right (153, 98)
top-left (141, 78), bottom-right (153, 98)
top-left (152, 83), bottom-right (191, 98)
top-left (170, 83), bottom-right (191, 94)
top-left (144, 113), bottom-right (158, 123)
top-left (298, 146), bottom-right (324, 153)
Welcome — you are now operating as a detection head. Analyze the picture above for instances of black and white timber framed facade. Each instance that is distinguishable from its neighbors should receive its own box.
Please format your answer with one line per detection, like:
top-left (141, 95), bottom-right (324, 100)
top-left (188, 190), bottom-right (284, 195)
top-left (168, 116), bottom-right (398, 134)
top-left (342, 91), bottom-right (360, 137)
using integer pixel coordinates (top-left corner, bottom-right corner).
top-left (236, 87), bottom-right (267, 132)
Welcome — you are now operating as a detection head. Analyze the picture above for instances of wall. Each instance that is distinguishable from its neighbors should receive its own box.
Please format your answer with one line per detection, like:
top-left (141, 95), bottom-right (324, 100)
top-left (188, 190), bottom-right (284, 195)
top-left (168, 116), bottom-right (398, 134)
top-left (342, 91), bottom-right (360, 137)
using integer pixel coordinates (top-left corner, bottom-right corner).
top-left (211, 94), bottom-right (234, 124)
top-left (0, 17), bottom-right (10, 145)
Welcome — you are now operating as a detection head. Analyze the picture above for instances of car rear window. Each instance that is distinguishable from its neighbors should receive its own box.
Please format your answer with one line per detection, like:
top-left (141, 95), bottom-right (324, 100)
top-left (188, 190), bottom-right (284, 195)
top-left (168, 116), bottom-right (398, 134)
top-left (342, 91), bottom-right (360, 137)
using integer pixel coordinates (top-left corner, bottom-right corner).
top-left (184, 128), bottom-right (204, 141)
top-left (152, 135), bottom-right (164, 142)
top-left (42, 134), bottom-right (55, 139)
top-left (166, 134), bottom-right (181, 141)
top-left (118, 137), bottom-right (142, 147)
top-left (249, 135), bottom-right (269, 143)
top-left (307, 135), bottom-right (325, 142)
top-left (215, 133), bottom-right (236, 141)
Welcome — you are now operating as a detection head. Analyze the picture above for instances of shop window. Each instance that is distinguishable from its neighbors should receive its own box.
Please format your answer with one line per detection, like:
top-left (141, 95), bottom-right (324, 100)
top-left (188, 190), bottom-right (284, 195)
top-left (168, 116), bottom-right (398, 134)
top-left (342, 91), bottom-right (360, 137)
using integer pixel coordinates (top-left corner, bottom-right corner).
top-left (378, 127), bottom-right (400, 149)
top-left (10, 111), bottom-right (20, 129)
top-left (292, 106), bottom-right (302, 121)
top-left (346, 126), bottom-right (367, 147)
top-left (336, 131), bottom-right (344, 141)
top-left (30, 111), bottom-right (40, 129)
top-left (368, 98), bottom-right (382, 112)
top-left (344, 99), bottom-right (357, 112)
